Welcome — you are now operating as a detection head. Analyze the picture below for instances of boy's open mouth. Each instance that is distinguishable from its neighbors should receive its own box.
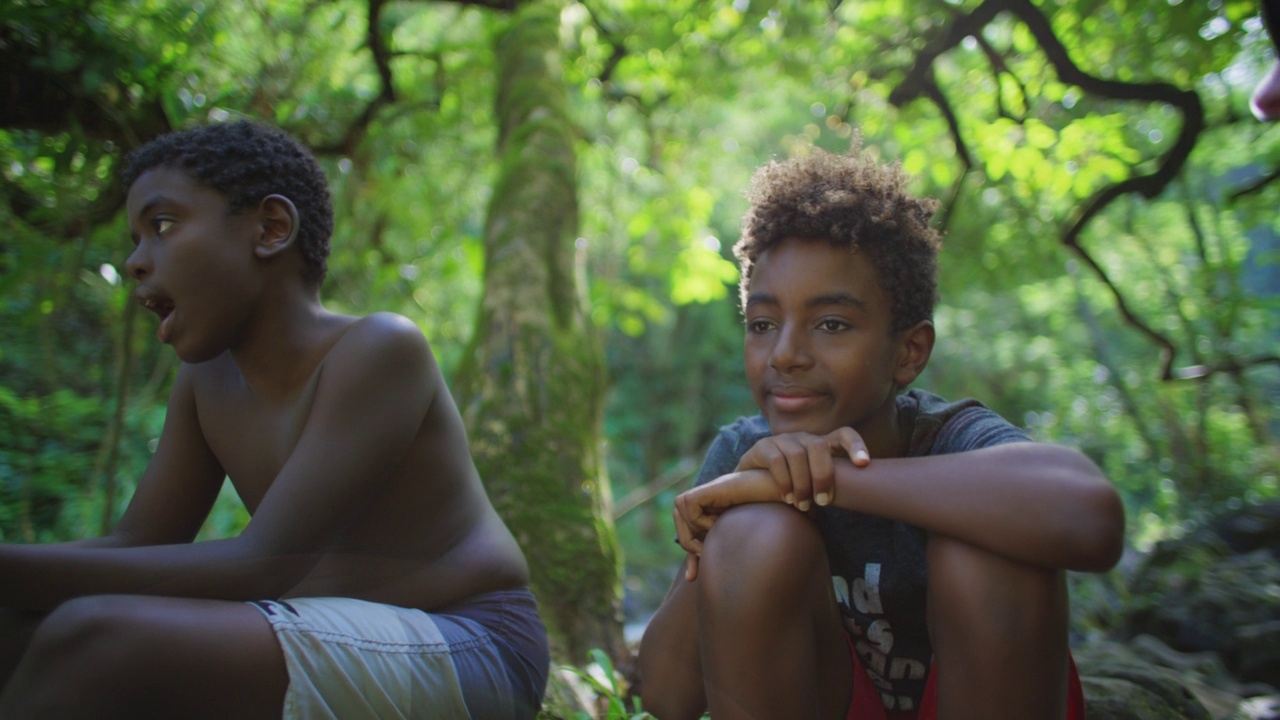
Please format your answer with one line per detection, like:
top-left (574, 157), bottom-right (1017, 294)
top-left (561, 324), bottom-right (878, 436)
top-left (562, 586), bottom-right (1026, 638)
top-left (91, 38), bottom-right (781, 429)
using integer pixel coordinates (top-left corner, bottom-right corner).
top-left (140, 296), bottom-right (175, 319)
top-left (139, 295), bottom-right (177, 342)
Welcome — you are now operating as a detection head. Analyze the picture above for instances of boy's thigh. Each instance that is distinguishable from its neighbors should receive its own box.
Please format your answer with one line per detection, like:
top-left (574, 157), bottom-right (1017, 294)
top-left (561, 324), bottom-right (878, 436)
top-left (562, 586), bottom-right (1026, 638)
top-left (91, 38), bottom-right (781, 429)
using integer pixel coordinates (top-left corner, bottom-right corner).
top-left (8, 594), bottom-right (286, 720)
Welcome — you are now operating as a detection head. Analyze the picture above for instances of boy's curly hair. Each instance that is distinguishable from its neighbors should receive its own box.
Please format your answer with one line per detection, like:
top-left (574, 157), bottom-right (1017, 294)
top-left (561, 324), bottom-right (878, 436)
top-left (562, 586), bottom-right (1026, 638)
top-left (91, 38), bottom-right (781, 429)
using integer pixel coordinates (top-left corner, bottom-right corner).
top-left (734, 146), bottom-right (942, 333)
top-left (122, 120), bottom-right (334, 287)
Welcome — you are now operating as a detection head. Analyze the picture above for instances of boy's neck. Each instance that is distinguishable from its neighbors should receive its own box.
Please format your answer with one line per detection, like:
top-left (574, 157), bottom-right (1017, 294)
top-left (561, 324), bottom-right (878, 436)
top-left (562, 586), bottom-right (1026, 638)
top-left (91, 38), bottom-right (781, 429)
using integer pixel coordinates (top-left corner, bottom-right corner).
top-left (856, 394), bottom-right (910, 460)
top-left (227, 287), bottom-right (338, 400)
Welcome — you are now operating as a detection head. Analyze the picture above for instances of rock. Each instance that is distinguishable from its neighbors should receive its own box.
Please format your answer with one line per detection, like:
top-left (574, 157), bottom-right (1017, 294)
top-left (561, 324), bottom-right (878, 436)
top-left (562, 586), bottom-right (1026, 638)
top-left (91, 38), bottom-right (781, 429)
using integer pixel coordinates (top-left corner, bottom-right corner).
top-left (1075, 640), bottom-right (1213, 719)
top-left (1227, 694), bottom-right (1280, 720)
top-left (1211, 501), bottom-right (1280, 556)
top-left (1236, 620), bottom-right (1280, 686)
top-left (1126, 538), bottom-right (1280, 683)
top-left (1080, 672), bottom-right (1211, 720)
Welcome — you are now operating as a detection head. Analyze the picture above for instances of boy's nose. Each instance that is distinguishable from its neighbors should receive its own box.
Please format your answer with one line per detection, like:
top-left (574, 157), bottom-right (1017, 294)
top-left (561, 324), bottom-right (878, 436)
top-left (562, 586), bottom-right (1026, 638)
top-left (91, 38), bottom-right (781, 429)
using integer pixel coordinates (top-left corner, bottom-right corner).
top-left (125, 244), bottom-right (149, 281)
top-left (769, 326), bottom-right (813, 371)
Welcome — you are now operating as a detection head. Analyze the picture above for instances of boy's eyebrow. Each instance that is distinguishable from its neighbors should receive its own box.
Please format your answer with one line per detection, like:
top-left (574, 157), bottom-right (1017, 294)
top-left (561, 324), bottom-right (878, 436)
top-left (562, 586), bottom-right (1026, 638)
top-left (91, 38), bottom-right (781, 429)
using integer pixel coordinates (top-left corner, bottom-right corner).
top-left (132, 194), bottom-right (176, 219)
top-left (744, 292), bottom-right (867, 309)
top-left (807, 292), bottom-right (867, 309)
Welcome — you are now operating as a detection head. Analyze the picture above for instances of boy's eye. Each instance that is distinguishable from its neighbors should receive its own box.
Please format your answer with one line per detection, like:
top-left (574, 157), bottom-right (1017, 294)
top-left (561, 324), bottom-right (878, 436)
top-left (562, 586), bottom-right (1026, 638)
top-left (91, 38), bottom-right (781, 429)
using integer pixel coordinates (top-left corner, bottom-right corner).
top-left (817, 318), bottom-right (850, 333)
top-left (152, 218), bottom-right (175, 235)
top-left (746, 319), bottom-right (774, 334)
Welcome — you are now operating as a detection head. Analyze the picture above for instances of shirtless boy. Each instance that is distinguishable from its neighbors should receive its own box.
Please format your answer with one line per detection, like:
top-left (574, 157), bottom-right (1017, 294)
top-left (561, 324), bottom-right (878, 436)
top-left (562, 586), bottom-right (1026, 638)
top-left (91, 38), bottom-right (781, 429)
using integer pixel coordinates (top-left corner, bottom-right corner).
top-left (0, 121), bottom-right (549, 719)
top-left (638, 147), bottom-right (1125, 719)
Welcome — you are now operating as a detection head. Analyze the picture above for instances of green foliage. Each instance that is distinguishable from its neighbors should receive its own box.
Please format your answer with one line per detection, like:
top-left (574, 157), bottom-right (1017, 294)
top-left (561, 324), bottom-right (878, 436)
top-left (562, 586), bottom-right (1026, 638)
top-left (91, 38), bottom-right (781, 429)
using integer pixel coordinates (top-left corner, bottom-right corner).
top-left (2, 0), bottom-right (1278, 661)
top-left (554, 648), bottom-right (653, 720)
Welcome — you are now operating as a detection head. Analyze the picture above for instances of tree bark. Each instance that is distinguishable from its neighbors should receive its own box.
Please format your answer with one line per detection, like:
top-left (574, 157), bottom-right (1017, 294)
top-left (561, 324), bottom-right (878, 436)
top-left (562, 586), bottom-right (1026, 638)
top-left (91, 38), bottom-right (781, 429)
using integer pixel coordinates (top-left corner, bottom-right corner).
top-left (453, 2), bottom-right (623, 663)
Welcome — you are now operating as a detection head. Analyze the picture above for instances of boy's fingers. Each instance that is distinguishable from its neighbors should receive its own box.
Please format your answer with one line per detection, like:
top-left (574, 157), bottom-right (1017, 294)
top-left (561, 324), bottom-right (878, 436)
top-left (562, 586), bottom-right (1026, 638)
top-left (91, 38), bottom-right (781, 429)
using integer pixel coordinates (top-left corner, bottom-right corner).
top-left (674, 496), bottom-right (711, 544)
top-left (829, 427), bottom-right (870, 466)
top-left (755, 442), bottom-right (797, 505)
top-left (776, 436), bottom-right (814, 510)
top-left (672, 507), bottom-right (697, 552)
top-left (807, 441), bottom-right (835, 506)
top-left (673, 509), bottom-right (703, 582)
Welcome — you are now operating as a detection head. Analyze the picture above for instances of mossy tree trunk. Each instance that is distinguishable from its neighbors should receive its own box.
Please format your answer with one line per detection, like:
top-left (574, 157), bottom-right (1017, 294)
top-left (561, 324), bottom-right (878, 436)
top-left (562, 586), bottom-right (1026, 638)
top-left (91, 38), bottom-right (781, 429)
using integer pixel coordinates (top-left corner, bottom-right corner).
top-left (453, 2), bottom-right (623, 664)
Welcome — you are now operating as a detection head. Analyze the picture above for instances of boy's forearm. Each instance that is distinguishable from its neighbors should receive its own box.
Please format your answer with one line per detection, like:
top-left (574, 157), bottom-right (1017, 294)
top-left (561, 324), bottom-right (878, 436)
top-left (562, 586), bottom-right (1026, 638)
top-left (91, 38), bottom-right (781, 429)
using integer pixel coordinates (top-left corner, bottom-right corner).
top-left (829, 442), bottom-right (1124, 572)
top-left (0, 538), bottom-right (311, 612)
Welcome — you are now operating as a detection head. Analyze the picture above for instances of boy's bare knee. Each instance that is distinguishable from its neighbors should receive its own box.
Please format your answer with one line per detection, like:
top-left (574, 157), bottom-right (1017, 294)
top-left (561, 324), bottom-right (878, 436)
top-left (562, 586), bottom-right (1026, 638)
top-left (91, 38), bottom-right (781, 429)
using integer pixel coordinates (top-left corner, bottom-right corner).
top-left (21, 595), bottom-right (146, 685)
top-left (697, 503), bottom-right (829, 619)
top-left (701, 504), bottom-right (823, 581)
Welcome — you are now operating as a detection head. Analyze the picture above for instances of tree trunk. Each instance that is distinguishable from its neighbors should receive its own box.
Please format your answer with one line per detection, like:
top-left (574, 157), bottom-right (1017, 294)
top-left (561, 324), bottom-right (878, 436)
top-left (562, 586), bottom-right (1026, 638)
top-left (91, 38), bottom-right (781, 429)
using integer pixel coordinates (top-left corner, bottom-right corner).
top-left (453, 2), bottom-right (623, 664)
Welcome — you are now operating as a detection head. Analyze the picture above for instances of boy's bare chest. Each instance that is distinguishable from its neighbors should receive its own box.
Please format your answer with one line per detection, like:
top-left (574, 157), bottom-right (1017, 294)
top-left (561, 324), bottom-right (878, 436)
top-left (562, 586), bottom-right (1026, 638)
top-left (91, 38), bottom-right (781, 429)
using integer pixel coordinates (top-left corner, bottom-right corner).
top-left (197, 381), bottom-right (321, 506)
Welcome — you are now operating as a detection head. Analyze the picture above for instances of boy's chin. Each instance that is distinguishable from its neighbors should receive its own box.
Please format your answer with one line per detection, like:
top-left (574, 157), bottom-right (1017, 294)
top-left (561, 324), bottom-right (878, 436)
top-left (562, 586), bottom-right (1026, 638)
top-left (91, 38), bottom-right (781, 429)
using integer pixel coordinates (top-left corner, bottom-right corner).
top-left (765, 414), bottom-right (842, 436)
top-left (170, 340), bottom-right (225, 365)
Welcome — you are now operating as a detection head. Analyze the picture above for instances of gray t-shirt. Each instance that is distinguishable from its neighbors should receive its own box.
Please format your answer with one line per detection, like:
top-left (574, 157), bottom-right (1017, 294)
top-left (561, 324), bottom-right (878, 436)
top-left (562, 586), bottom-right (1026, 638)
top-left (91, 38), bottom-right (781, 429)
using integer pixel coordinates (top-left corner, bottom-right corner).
top-left (693, 389), bottom-right (1029, 712)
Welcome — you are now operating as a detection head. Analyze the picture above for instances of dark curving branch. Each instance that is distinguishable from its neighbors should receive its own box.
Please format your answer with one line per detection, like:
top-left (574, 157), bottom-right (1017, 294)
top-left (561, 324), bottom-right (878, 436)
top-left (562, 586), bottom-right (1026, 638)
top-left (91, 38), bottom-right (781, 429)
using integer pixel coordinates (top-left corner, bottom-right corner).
top-left (888, 0), bottom-right (1210, 381)
top-left (920, 77), bottom-right (973, 233)
top-left (3, 175), bottom-right (128, 242)
top-left (311, 0), bottom-right (398, 156)
top-left (312, 0), bottom-right (528, 157)
top-left (1014, 0), bottom-right (1203, 380)
top-left (974, 33), bottom-right (1028, 121)
top-left (579, 0), bottom-right (628, 85)
top-left (1227, 166), bottom-right (1280, 201)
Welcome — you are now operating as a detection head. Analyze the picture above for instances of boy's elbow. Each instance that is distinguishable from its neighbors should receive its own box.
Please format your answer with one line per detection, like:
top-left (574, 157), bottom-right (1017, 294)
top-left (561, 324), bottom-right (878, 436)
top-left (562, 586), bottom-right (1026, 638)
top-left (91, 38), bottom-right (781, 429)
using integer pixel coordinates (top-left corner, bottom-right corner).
top-left (1075, 477), bottom-right (1126, 573)
top-left (1055, 448), bottom-right (1125, 572)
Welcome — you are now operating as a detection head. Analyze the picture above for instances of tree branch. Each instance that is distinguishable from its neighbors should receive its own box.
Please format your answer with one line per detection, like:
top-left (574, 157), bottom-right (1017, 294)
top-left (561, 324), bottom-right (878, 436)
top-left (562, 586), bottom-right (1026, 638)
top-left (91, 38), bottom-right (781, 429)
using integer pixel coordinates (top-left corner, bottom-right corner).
top-left (1228, 166), bottom-right (1280, 201)
top-left (975, 33), bottom-right (1028, 121)
top-left (311, 0), bottom-right (398, 156)
top-left (888, 0), bottom-right (1208, 381)
top-left (2, 175), bottom-right (128, 242)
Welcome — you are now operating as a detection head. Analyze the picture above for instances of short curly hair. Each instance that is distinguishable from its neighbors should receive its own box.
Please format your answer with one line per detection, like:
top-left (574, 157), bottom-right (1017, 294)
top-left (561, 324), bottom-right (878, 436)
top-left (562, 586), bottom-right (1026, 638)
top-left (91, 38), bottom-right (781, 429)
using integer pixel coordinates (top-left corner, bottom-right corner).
top-left (121, 120), bottom-right (334, 287)
top-left (734, 146), bottom-right (942, 334)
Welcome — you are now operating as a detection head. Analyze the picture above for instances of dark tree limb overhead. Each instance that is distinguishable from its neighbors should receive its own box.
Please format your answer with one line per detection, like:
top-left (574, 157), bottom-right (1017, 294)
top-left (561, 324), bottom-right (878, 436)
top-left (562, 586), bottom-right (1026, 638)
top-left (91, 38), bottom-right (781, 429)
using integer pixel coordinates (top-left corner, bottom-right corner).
top-left (888, 0), bottom-right (1210, 381)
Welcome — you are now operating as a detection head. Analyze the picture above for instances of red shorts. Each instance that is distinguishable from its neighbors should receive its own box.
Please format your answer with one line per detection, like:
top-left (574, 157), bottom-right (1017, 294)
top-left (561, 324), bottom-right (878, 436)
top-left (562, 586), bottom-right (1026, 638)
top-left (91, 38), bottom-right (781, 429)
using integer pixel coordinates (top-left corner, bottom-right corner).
top-left (843, 635), bottom-right (1085, 720)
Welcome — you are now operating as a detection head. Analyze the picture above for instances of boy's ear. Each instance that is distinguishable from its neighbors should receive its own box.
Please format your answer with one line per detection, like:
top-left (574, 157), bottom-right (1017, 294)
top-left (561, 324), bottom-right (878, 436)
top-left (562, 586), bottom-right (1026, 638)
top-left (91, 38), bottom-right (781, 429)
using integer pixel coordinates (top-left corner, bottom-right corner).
top-left (893, 320), bottom-right (935, 387)
top-left (253, 194), bottom-right (300, 259)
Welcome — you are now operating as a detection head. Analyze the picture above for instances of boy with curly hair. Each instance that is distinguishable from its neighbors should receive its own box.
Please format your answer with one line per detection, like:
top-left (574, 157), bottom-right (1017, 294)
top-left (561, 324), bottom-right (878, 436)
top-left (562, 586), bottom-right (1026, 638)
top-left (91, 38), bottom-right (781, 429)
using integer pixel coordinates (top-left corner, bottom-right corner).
top-left (0, 121), bottom-right (549, 718)
top-left (638, 146), bottom-right (1124, 719)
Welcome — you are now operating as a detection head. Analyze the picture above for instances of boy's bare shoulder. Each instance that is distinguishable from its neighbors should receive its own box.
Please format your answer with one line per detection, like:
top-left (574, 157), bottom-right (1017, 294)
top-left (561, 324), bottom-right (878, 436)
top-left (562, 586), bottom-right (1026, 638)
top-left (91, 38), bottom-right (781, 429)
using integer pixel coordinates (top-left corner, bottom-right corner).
top-left (339, 311), bottom-right (432, 350)
top-left (327, 312), bottom-right (438, 374)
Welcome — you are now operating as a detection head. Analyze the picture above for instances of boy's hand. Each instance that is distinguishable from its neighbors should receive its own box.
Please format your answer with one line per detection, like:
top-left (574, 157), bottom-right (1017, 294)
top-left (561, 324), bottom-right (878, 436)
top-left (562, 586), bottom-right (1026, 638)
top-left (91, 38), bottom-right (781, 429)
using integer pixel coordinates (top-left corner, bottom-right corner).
top-left (673, 468), bottom-right (782, 581)
top-left (734, 427), bottom-right (869, 511)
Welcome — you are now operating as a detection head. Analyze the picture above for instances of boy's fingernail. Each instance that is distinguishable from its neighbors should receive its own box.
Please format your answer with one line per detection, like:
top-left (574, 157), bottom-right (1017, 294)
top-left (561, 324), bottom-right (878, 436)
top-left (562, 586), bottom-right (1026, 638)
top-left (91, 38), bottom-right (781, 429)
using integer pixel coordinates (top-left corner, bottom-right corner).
top-left (816, 492), bottom-right (830, 506)
top-left (855, 450), bottom-right (870, 463)
top-left (798, 500), bottom-right (811, 511)
top-left (785, 493), bottom-right (794, 505)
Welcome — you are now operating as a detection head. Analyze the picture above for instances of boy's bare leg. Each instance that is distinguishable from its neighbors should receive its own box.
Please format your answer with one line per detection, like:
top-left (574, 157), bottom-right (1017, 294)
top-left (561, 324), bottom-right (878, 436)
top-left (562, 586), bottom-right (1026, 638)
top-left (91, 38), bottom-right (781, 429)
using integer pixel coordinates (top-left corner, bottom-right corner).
top-left (926, 534), bottom-right (1070, 720)
top-left (0, 595), bottom-right (288, 720)
top-left (638, 574), bottom-right (707, 718)
top-left (640, 503), bottom-right (852, 720)
top-left (700, 503), bottom-right (852, 719)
